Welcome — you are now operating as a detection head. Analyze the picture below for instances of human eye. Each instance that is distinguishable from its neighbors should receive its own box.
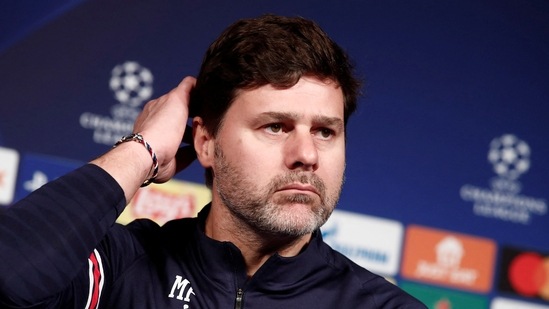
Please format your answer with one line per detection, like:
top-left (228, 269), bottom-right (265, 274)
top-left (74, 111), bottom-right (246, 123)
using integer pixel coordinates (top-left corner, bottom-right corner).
top-left (315, 128), bottom-right (336, 140)
top-left (264, 123), bottom-right (284, 134)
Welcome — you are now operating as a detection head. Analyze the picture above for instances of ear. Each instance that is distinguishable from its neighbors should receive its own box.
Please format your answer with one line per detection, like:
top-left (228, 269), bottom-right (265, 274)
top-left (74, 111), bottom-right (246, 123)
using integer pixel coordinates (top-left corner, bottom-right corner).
top-left (193, 116), bottom-right (215, 168)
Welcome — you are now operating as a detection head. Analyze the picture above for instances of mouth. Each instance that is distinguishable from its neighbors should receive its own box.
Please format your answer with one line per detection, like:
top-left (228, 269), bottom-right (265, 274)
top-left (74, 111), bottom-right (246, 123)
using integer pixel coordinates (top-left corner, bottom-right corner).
top-left (277, 183), bottom-right (320, 196)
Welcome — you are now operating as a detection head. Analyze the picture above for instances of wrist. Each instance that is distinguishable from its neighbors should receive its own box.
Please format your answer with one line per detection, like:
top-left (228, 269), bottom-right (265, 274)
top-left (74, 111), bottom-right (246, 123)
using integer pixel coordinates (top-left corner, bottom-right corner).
top-left (113, 133), bottom-right (158, 187)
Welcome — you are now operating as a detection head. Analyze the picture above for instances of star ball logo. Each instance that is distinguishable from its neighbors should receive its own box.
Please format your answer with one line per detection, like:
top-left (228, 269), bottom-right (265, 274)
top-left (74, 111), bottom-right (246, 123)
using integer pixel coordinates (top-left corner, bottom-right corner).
top-left (488, 134), bottom-right (530, 182)
top-left (110, 61), bottom-right (153, 108)
top-left (460, 134), bottom-right (547, 224)
top-left (80, 61), bottom-right (154, 145)
top-left (498, 246), bottom-right (549, 303)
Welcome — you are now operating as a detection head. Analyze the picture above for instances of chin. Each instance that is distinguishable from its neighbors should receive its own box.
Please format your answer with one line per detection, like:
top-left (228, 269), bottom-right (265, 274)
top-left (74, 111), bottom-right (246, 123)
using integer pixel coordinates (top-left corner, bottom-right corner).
top-left (263, 208), bottom-right (326, 237)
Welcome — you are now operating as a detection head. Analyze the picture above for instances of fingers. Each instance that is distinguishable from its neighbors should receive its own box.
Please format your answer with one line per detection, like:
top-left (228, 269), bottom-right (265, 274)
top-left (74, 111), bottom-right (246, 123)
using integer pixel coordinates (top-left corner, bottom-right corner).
top-left (170, 76), bottom-right (197, 104)
top-left (132, 76), bottom-right (198, 183)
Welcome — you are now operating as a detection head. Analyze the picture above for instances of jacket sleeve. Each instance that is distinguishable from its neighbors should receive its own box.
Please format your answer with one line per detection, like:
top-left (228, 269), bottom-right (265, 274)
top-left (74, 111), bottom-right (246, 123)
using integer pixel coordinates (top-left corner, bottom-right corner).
top-left (0, 164), bottom-right (126, 308)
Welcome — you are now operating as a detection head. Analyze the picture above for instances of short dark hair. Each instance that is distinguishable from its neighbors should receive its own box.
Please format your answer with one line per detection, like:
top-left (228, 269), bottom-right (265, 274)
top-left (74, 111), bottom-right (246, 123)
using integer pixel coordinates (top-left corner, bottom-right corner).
top-left (191, 14), bottom-right (361, 133)
top-left (190, 14), bottom-right (361, 187)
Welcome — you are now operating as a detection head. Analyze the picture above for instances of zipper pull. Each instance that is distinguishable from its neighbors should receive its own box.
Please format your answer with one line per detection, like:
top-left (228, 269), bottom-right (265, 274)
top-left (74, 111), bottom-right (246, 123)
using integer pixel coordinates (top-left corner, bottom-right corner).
top-left (235, 288), bottom-right (243, 309)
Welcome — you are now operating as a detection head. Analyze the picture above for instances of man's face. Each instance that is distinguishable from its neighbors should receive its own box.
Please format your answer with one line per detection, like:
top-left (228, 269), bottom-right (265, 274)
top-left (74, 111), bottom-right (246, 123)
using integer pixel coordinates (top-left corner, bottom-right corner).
top-left (212, 76), bottom-right (346, 237)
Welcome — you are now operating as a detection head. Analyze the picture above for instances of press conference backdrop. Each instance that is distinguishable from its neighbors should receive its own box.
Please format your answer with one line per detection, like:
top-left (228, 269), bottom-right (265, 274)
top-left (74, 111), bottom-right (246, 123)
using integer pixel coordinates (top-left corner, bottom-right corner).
top-left (1, 1), bottom-right (548, 308)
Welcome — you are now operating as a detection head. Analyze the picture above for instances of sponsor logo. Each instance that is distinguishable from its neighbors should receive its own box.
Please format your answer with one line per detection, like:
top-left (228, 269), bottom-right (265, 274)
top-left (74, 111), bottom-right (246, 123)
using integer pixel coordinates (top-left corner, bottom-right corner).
top-left (117, 179), bottom-right (211, 225)
top-left (401, 225), bottom-right (496, 292)
top-left (0, 147), bottom-right (20, 205)
top-left (80, 61), bottom-right (154, 145)
top-left (492, 297), bottom-right (549, 309)
top-left (168, 275), bottom-right (196, 309)
top-left (15, 153), bottom-right (82, 202)
top-left (322, 209), bottom-right (403, 276)
top-left (460, 134), bottom-right (547, 224)
top-left (497, 246), bottom-right (549, 302)
top-left (400, 282), bottom-right (488, 309)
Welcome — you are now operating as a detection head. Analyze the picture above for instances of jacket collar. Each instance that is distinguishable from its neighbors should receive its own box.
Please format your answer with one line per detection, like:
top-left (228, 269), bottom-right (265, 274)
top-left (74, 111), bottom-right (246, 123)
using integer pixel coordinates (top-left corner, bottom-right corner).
top-left (192, 204), bottom-right (331, 290)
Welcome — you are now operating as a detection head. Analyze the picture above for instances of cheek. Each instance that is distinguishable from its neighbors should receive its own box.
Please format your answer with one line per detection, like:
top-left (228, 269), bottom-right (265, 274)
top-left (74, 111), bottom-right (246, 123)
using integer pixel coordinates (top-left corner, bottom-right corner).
top-left (223, 136), bottom-right (281, 173)
top-left (246, 148), bottom-right (281, 175)
top-left (321, 150), bottom-right (346, 184)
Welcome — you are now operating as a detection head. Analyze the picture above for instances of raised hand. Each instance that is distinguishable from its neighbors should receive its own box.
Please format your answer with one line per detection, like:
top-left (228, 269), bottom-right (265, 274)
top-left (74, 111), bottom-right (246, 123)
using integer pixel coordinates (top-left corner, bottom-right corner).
top-left (91, 76), bottom-right (197, 202)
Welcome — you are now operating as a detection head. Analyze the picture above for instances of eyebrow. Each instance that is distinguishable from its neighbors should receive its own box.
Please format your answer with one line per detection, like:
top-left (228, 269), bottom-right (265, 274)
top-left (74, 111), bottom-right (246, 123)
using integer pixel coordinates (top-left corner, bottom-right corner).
top-left (255, 112), bottom-right (344, 129)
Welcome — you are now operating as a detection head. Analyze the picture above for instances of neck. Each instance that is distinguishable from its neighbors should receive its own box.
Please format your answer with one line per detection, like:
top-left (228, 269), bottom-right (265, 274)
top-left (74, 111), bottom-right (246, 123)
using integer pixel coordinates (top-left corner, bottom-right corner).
top-left (204, 199), bottom-right (312, 278)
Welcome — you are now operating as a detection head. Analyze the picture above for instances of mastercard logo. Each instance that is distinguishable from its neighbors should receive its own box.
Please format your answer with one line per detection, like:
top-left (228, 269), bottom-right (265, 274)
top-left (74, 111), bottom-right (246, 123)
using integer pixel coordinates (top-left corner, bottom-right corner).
top-left (498, 246), bottom-right (549, 301)
top-left (508, 252), bottom-right (549, 298)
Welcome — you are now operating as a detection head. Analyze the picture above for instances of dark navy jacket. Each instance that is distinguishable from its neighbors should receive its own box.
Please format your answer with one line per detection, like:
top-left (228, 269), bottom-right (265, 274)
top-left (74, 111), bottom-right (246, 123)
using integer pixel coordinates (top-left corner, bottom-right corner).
top-left (0, 164), bottom-right (426, 308)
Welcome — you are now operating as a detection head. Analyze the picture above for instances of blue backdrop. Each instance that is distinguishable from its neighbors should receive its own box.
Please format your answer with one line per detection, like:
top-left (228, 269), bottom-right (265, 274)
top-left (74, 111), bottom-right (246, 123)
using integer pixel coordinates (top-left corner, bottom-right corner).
top-left (1, 1), bottom-right (548, 307)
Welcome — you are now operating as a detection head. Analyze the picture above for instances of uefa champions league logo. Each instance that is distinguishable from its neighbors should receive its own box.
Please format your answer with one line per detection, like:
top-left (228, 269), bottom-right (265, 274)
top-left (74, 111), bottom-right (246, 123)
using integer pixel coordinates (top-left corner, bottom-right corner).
top-left (488, 134), bottom-right (530, 181)
top-left (80, 61), bottom-right (154, 145)
top-left (80, 61), bottom-right (154, 144)
top-left (487, 134), bottom-right (530, 195)
top-left (460, 134), bottom-right (546, 224)
top-left (110, 61), bottom-right (153, 108)
top-left (109, 61), bottom-right (153, 121)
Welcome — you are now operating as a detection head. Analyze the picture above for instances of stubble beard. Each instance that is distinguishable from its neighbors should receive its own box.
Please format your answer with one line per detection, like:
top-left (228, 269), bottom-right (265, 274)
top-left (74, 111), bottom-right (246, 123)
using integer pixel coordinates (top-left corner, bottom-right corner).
top-left (213, 143), bottom-right (343, 238)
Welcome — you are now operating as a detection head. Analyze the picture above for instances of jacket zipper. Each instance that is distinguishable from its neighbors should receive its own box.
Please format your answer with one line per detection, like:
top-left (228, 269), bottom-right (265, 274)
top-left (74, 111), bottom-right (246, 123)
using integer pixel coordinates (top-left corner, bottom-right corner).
top-left (235, 288), bottom-right (243, 309)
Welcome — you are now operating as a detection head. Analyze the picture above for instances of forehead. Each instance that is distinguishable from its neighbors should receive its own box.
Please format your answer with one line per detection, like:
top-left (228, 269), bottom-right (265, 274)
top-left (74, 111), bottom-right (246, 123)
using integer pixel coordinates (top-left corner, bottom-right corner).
top-left (228, 77), bottom-right (344, 119)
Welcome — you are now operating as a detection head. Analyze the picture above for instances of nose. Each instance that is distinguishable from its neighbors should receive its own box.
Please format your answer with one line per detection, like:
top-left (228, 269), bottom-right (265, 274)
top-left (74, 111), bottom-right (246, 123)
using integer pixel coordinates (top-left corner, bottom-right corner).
top-left (284, 129), bottom-right (319, 171)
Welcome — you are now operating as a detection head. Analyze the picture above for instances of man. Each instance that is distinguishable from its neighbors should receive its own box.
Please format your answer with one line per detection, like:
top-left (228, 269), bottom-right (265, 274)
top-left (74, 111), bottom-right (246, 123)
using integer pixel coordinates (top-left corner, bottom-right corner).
top-left (0, 15), bottom-right (426, 308)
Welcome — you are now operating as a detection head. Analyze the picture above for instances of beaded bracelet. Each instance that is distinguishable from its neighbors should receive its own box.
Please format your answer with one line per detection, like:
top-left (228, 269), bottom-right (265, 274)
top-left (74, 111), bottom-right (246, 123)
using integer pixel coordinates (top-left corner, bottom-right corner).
top-left (114, 133), bottom-right (159, 187)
